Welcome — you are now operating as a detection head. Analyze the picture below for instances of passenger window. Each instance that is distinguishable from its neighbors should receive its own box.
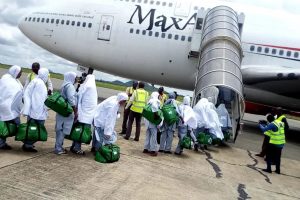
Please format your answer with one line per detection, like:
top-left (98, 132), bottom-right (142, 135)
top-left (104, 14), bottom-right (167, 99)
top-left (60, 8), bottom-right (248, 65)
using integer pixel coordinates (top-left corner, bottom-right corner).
top-left (156, 1), bottom-right (160, 5)
top-left (181, 36), bottom-right (185, 41)
top-left (132, 0), bottom-right (135, 2)
top-left (272, 49), bottom-right (276, 54)
top-left (82, 22), bottom-right (86, 27)
top-left (77, 22), bottom-right (81, 26)
top-left (29, 17), bottom-right (32, 22)
top-left (41, 18), bottom-right (45, 23)
top-left (25, 17), bottom-right (27, 21)
top-left (142, 30), bottom-right (146, 35)
top-left (161, 33), bottom-right (166, 38)
top-left (66, 20), bottom-right (70, 25)
top-left (168, 34), bottom-right (172, 39)
top-left (150, 0), bottom-right (154, 4)
top-left (287, 51), bottom-right (291, 57)
top-left (61, 20), bottom-right (65, 25)
top-left (279, 50), bottom-right (284, 55)
top-left (138, 0), bottom-right (142, 2)
top-left (294, 52), bottom-right (299, 58)
top-left (144, 0), bottom-right (148, 3)
top-left (264, 48), bottom-right (269, 53)
top-left (136, 29), bottom-right (140, 34)
top-left (33, 18), bottom-right (36, 22)
top-left (72, 21), bottom-right (75, 26)
top-left (46, 18), bottom-right (49, 23)
top-left (56, 19), bottom-right (59, 24)
top-left (51, 19), bottom-right (55, 23)
top-left (106, 25), bottom-right (111, 30)
top-left (169, 3), bottom-right (173, 7)
top-left (37, 18), bottom-right (40, 22)
top-left (174, 35), bottom-right (179, 40)
top-left (250, 45), bottom-right (255, 51)
top-left (194, 6), bottom-right (199, 10)
top-left (155, 32), bottom-right (159, 37)
top-left (148, 31), bottom-right (153, 36)
top-left (125, 0), bottom-right (129, 2)
top-left (257, 46), bottom-right (262, 52)
top-left (130, 28), bottom-right (134, 33)
top-left (188, 37), bottom-right (192, 42)
top-left (88, 23), bottom-right (92, 28)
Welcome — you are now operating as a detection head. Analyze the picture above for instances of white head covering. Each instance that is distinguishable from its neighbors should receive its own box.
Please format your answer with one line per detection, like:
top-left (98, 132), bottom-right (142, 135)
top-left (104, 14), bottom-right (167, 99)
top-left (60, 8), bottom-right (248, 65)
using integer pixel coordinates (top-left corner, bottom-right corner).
top-left (38, 68), bottom-right (49, 83)
top-left (148, 92), bottom-right (160, 112)
top-left (62, 71), bottom-right (77, 87)
top-left (183, 96), bottom-right (191, 105)
top-left (117, 92), bottom-right (128, 102)
top-left (8, 65), bottom-right (21, 79)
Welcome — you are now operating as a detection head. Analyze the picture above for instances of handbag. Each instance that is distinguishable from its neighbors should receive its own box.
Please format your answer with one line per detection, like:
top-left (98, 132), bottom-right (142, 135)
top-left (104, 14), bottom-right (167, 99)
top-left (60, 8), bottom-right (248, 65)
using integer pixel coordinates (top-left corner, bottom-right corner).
top-left (15, 119), bottom-right (47, 141)
top-left (65, 122), bottom-right (92, 144)
top-left (0, 121), bottom-right (17, 138)
top-left (95, 144), bottom-right (120, 163)
top-left (44, 91), bottom-right (73, 117)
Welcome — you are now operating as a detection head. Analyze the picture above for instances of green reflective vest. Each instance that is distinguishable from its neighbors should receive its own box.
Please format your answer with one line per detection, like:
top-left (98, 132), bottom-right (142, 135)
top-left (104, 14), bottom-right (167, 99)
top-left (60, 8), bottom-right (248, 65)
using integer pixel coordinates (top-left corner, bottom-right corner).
top-left (269, 120), bottom-right (286, 145)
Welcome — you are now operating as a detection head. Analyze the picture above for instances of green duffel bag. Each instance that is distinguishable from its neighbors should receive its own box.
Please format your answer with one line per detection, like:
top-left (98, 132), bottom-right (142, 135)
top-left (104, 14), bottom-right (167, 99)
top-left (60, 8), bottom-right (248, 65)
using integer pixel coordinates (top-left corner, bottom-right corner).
top-left (44, 91), bottom-right (73, 117)
top-left (65, 122), bottom-right (92, 144)
top-left (180, 135), bottom-right (192, 149)
top-left (15, 120), bottom-right (47, 142)
top-left (161, 104), bottom-right (179, 125)
top-left (0, 121), bottom-right (17, 139)
top-left (197, 133), bottom-right (212, 145)
top-left (142, 104), bottom-right (163, 125)
top-left (95, 144), bottom-right (120, 163)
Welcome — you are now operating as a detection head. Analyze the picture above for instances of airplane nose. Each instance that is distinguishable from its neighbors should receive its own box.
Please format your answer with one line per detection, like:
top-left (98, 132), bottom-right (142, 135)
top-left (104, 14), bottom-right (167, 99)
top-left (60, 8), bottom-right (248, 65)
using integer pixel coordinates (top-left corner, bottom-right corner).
top-left (18, 16), bottom-right (28, 35)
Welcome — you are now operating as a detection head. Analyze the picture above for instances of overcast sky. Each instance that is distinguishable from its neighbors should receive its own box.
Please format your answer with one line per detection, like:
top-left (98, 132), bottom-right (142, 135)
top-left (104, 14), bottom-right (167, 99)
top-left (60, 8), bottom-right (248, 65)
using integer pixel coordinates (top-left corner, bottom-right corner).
top-left (0, 0), bottom-right (300, 95)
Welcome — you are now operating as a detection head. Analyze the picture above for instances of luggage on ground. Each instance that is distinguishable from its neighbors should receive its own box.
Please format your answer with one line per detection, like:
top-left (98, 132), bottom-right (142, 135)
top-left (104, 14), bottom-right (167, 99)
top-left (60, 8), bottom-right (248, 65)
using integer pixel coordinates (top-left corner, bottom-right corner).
top-left (95, 144), bottom-right (120, 163)
top-left (142, 104), bottom-right (163, 125)
top-left (0, 121), bottom-right (17, 138)
top-left (15, 120), bottom-right (47, 141)
top-left (161, 104), bottom-right (179, 125)
top-left (65, 122), bottom-right (92, 144)
top-left (44, 91), bottom-right (73, 117)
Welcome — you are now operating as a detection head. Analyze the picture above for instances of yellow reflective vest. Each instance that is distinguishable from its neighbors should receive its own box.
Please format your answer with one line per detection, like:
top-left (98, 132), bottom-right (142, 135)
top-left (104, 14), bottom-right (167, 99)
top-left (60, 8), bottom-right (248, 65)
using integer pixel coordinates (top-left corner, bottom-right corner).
top-left (269, 120), bottom-right (286, 145)
top-left (159, 93), bottom-right (167, 107)
top-left (277, 115), bottom-right (286, 122)
top-left (130, 89), bottom-right (149, 113)
top-left (264, 130), bottom-right (272, 137)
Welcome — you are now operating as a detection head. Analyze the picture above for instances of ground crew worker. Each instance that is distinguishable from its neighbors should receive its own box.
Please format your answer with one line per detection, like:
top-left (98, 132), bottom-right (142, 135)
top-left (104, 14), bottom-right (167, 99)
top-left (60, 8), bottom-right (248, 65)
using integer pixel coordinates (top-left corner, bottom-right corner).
top-left (143, 92), bottom-right (161, 156)
top-left (157, 87), bottom-right (167, 144)
top-left (71, 74), bottom-right (98, 155)
top-left (255, 114), bottom-right (274, 157)
top-left (120, 81), bottom-right (138, 135)
top-left (260, 117), bottom-right (285, 174)
top-left (275, 108), bottom-right (289, 134)
top-left (23, 68), bottom-right (49, 152)
top-left (54, 72), bottom-right (78, 155)
top-left (0, 65), bottom-right (23, 150)
top-left (159, 92), bottom-right (180, 154)
top-left (92, 93), bottom-right (128, 152)
top-left (24, 62), bottom-right (53, 95)
top-left (124, 82), bottom-right (149, 141)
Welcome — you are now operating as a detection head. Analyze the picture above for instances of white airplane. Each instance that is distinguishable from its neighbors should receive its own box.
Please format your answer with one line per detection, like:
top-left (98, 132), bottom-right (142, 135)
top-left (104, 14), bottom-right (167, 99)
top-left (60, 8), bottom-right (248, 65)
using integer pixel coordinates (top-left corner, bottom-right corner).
top-left (18, 0), bottom-right (300, 119)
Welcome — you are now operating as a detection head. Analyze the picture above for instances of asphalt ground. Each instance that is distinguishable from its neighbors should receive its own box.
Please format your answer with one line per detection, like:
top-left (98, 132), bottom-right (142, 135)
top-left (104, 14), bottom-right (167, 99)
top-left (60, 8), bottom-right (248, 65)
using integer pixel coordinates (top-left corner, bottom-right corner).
top-left (0, 68), bottom-right (300, 199)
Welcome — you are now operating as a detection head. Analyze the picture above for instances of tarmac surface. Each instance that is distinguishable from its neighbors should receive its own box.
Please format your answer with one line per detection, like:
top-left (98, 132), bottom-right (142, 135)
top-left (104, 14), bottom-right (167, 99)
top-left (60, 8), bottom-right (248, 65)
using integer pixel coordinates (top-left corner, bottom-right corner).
top-left (0, 68), bottom-right (300, 199)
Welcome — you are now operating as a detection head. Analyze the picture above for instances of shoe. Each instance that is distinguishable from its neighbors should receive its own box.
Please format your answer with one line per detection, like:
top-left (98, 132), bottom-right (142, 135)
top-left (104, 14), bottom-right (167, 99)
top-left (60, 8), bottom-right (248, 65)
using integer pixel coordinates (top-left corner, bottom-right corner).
top-left (22, 145), bottom-right (37, 153)
top-left (275, 170), bottom-right (280, 174)
top-left (255, 153), bottom-right (264, 157)
top-left (123, 137), bottom-right (129, 140)
top-left (134, 138), bottom-right (139, 142)
top-left (164, 151), bottom-right (172, 154)
top-left (91, 147), bottom-right (96, 153)
top-left (56, 150), bottom-right (68, 155)
top-left (0, 144), bottom-right (12, 150)
top-left (262, 169), bottom-right (272, 173)
top-left (70, 148), bottom-right (85, 155)
top-left (149, 151), bottom-right (158, 156)
top-left (194, 144), bottom-right (199, 152)
top-left (119, 131), bottom-right (126, 135)
top-left (158, 150), bottom-right (164, 153)
top-left (143, 149), bottom-right (149, 154)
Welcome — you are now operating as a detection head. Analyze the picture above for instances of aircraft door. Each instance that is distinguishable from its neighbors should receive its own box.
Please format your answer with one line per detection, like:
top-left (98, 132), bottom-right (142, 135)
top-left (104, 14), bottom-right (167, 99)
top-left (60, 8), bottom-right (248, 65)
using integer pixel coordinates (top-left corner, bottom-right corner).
top-left (97, 15), bottom-right (114, 41)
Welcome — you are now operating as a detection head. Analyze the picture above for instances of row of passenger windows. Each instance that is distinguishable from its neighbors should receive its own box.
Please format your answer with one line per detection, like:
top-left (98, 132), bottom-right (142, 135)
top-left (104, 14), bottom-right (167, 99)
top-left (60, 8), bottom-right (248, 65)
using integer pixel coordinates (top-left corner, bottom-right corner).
top-left (250, 45), bottom-right (299, 58)
top-left (120, 0), bottom-right (173, 7)
top-left (129, 28), bottom-right (192, 42)
top-left (24, 17), bottom-right (93, 28)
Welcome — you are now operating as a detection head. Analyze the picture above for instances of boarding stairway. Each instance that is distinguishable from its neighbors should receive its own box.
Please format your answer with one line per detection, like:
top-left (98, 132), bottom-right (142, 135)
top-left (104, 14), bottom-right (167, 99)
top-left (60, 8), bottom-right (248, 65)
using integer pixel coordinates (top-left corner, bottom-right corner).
top-left (190, 6), bottom-right (245, 142)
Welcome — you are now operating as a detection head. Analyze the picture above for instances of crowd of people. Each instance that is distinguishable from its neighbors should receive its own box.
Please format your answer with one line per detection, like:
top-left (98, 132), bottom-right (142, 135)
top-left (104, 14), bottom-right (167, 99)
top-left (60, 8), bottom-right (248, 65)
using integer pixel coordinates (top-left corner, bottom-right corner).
top-left (0, 63), bottom-right (287, 173)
